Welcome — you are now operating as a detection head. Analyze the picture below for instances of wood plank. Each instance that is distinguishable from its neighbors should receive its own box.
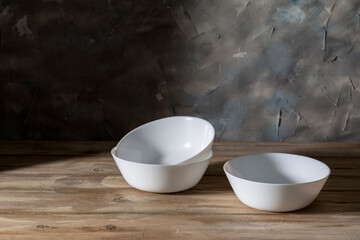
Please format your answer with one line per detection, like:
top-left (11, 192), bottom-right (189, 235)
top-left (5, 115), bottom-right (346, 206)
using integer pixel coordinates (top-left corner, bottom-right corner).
top-left (0, 187), bottom-right (359, 215)
top-left (212, 142), bottom-right (360, 157)
top-left (1, 141), bottom-right (360, 157)
top-left (0, 213), bottom-right (359, 239)
top-left (0, 155), bottom-right (360, 176)
top-left (0, 141), bottom-right (115, 156)
top-left (0, 168), bottom-right (359, 191)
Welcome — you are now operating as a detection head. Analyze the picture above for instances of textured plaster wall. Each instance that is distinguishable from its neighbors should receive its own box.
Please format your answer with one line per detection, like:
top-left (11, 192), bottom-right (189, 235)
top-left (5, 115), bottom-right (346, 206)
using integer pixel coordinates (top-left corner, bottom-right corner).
top-left (0, 0), bottom-right (360, 141)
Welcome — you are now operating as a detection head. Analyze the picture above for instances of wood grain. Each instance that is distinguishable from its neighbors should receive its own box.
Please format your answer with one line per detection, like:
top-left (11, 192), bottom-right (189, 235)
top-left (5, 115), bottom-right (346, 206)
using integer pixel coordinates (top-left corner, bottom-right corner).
top-left (1, 141), bottom-right (359, 156)
top-left (0, 141), bottom-right (359, 239)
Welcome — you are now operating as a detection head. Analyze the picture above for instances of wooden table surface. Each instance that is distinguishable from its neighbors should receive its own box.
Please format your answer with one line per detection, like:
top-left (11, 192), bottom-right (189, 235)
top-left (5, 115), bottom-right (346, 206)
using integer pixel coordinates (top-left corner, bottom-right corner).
top-left (0, 141), bottom-right (359, 239)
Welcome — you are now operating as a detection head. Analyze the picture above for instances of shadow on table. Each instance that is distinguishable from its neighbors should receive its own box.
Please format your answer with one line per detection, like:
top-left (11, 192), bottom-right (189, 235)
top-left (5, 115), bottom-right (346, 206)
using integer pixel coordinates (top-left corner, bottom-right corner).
top-left (297, 187), bottom-right (360, 214)
top-left (0, 141), bottom-right (116, 172)
top-left (295, 160), bottom-right (360, 214)
top-left (173, 160), bottom-right (232, 196)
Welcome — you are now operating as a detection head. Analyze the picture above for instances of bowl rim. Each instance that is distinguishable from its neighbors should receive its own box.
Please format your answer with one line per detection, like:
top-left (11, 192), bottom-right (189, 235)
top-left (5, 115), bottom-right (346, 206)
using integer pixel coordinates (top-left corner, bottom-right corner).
top-left (115, 116), bottom-right (215, 163)
top-left (112, 147), bottom-right (213, 167)
top-left (117, 116), bottom-right (215, 147)
top-left (223, 152), bottom-right (331, 186)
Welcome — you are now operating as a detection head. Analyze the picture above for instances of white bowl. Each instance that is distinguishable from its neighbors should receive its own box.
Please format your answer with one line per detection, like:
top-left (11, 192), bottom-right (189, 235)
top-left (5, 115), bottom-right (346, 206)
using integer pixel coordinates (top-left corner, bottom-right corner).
top-left (112, 148), bottom-right (213, 193)
top-left (111, 116), bottom-right (215, 193)
top-left (224, 153), bottom-right (331, 212)
top-left (115, 116), bottom-right (215, 165)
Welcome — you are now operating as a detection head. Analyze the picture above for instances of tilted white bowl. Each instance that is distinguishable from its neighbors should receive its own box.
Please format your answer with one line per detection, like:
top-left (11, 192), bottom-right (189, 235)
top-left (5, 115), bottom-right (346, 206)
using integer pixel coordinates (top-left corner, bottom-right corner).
top-left (224, 153), bottom-right (330, 212)
top-left (115, 116), bottom-right (215, 166)
top-left (111, 116), bottom-right (215, 193)
top-left (112, 149), bottom-right (213, 193)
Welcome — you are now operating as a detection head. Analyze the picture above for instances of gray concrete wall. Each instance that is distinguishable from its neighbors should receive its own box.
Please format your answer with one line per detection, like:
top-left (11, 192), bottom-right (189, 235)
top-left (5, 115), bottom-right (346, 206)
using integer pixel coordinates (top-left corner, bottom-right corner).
top-left (1, 0), bottom-right (359, 141)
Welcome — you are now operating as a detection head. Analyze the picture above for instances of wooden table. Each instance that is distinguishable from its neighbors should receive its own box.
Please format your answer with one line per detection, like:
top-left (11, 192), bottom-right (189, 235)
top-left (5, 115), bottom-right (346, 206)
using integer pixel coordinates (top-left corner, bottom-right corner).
top-left (0, 141), bottom-right (359, 239)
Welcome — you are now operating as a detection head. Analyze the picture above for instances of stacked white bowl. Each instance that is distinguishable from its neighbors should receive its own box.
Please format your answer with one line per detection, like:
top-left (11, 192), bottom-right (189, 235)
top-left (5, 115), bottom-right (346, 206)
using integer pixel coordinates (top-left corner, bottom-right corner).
top-left (111, 116), bottom-right (215, 193)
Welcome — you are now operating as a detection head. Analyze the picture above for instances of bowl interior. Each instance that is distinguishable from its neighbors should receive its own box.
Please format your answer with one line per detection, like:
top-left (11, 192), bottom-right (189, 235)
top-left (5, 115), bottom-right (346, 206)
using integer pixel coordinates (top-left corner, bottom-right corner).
top-left (224, 153), bottom-right (330, 184)
top-left (116, 117), bottom-right (214, 165)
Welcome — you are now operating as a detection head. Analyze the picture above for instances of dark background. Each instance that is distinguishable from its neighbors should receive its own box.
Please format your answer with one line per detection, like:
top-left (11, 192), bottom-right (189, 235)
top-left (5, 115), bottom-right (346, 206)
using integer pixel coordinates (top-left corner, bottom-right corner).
top-left (1, 0), bottom-right (360, 141)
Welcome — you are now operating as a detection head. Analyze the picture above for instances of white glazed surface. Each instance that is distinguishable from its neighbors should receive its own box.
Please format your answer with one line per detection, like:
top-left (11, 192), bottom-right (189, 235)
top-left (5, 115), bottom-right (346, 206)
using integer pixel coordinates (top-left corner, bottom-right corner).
top-left (115, 116), bottom-right (215, 165)
top-left (224, 153), bottom-right (331, 212)
top-left (112, 148), bottom-right (213, 193)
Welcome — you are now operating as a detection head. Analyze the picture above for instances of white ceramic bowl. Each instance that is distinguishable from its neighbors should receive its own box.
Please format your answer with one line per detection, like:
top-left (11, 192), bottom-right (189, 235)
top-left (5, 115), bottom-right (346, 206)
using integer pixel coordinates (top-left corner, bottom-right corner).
top-left (112, 149), bottom-right (213, 193)
top-left (224, 153), bottom-right (331, 212)
top-left (111, 116), bottom-right (215, 193)
top-left (115, 116), bottom-right (215, 165)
